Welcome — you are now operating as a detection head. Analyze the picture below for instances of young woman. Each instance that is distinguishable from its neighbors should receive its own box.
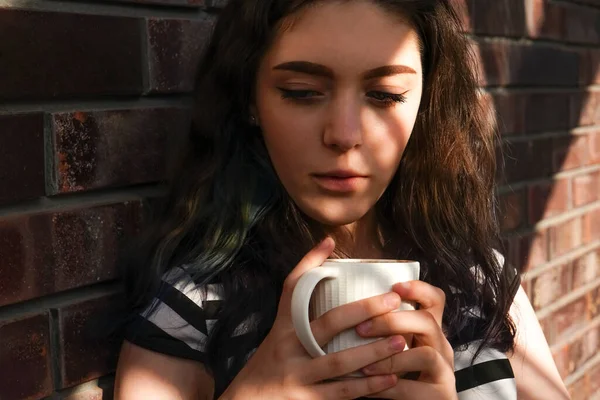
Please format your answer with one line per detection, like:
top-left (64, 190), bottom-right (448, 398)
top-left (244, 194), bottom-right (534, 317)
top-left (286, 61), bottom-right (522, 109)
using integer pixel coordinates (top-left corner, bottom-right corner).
top-left (115, 1), bottom-right (569, 399)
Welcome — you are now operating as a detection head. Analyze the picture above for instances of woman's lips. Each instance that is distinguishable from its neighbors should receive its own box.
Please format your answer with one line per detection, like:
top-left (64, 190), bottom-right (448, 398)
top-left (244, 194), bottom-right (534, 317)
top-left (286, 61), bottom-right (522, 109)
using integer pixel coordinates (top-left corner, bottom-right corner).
top-left (311, 175), bottom-right (367, 192)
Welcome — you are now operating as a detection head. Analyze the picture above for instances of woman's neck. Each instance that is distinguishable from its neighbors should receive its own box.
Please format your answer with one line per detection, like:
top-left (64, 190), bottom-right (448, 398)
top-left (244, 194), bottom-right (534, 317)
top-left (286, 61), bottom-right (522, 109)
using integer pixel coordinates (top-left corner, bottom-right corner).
top-left (325, 208), bottom-right (385, 259)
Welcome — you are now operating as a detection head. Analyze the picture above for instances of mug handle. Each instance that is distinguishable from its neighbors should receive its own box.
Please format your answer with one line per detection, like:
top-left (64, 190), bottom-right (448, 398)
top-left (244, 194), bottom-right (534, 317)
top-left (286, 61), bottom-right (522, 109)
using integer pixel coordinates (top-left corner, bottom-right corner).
top-left (291, 267), bottom-right (339, 358)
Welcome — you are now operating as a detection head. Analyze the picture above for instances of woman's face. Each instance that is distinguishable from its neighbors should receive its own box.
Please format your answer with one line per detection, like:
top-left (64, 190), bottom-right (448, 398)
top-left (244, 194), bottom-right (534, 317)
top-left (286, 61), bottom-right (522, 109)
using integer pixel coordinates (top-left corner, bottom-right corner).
top-left (255, 0), bottom-right (423, 227)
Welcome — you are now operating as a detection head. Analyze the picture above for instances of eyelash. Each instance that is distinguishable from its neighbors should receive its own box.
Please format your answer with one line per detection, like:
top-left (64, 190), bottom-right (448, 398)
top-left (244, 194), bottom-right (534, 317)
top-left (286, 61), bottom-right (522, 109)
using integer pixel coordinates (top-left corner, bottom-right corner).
top-left (367, 91), bottom-right (408, 106)
top-left (277, 88), bottom-right (407, 107)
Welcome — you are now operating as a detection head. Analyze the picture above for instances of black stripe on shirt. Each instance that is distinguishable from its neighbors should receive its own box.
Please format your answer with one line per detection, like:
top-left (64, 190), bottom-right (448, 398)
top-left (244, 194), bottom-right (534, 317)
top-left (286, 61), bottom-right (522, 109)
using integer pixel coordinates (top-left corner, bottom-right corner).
top-left (455, 358), bottom-right (515, 393)
top-left (158, 282), bottom-right (209, 335)
top-left (125, 316), bottom-right (208, 364)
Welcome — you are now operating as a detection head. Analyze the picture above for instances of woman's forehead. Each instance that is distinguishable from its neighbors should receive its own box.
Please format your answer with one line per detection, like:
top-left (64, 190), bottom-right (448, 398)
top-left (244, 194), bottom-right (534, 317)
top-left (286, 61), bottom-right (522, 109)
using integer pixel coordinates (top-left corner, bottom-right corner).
top-left (262, 1), bottom-right (423, 77)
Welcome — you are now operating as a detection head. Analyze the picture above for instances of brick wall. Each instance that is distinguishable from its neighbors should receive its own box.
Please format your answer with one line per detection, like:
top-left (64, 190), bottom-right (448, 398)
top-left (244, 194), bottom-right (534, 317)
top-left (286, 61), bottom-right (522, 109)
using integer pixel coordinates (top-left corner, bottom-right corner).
top-left (0, 0), bottom-right (598, 399)
top-left (454, 1), bottom-right (600, 399)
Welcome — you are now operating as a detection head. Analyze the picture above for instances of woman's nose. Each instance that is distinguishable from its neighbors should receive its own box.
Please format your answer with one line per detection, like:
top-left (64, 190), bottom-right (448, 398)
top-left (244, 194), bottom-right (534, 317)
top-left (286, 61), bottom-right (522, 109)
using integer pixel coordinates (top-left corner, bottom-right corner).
top-left (322, 95), bottom-right (363, 152)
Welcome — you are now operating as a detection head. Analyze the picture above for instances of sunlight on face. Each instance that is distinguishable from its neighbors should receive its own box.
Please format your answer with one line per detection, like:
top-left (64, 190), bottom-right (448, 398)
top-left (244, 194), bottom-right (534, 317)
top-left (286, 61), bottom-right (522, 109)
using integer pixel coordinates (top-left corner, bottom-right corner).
top-left (255, 0), bottom-right (423, 227)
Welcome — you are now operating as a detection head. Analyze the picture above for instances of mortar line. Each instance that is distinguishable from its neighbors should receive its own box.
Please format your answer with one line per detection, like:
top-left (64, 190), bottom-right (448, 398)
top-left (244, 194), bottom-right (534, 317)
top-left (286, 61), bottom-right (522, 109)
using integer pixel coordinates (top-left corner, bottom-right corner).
top-left (521, 240), bottom-right (600, 281)
top-left (0, 184), bottom-right (166, 219)
top-left (0, 0), bottom-right (208, 19)
top-left (536, 276), bottom-right (600, 320)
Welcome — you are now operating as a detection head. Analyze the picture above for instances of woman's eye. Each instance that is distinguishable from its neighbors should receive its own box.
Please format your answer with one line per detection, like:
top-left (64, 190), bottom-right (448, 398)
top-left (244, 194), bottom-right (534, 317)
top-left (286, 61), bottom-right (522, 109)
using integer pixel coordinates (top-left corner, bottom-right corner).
top-left (367, 91), bottom-right (407, 106)
top-left (278, 88), bottom-right (323, 101)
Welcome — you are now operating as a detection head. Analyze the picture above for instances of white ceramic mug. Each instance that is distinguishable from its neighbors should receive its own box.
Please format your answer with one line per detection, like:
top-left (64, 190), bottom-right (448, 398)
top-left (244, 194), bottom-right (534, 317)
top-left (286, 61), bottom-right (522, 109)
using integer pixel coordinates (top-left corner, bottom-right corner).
top-left (291, 259), bottom-right (420, 360)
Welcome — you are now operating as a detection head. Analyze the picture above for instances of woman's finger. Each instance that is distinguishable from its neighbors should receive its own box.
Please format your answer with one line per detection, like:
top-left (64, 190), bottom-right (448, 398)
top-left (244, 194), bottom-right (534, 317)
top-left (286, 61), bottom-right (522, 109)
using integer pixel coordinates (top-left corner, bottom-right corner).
top-left (310, 291), bottom-right (401, 347)
top-left (313, 374), bottom-right (398, 400)
top-left (356, 310), bottom-right (454, 364)
top-left (357, 310), bottom-right (440, 342)
top-left (278, 237), bottom-right (335, 316)
top-left (302, 335), bottom-right (406, 383)
top-left (393, 281), bottom-right (446, 326)
top-left (364, 378), bottom-right (450, 399)
top-left (361, 346), bottom-right (454, 384)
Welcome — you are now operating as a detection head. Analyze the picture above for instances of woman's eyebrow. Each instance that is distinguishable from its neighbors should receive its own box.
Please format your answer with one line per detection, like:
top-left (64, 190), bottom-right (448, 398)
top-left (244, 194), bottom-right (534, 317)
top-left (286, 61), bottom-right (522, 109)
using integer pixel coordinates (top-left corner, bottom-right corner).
top-left (272, 61), bottom-right (417, 80)
top-left (273, 61), bottom-right (334, 78)
top-left (362, 65), bottom-right (417, 80)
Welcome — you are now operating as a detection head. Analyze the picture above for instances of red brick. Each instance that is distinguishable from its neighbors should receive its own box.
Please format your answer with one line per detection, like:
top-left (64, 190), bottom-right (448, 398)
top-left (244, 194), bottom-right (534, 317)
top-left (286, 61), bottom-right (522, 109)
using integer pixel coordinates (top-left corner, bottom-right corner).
top-left (552, 345), bottom-right (571, 379)
top-left (589, 359), bottom-right (600, 397)
top-left (525, 92), bottom-right (572, 132)
top-left (470, 0), bottom-right (527, 37)
top-left (499, 189), bottom-right (526, 231)
top-left (549, 217), bottom-right (583, 258)
top-left (503, 138), bottom-right (554, 182)
top-left (531, 264), bottom-right (571, 309)
top-left (526, 0), bottom-right (565, 40)
top-left (554, 135), bottom-right (587, 172)
top-left (0, 114), bottom-right (45, 205)
top-left (519, 229), bottom-right (549, 270)
top-left (583, 209), bottom-right (600, 245)
top-left (509, 44), bottom-right (579, 87)
top-left (588, 131), bottom-right (600, 164)
top-left (565, 6), bottom-right (600, 45)
top-left (559, 326), bottom-right (600, 377)
top-left (472, 41), bottom-right (508, 87)
top-left (580, 50), bottom-right (600, 85)
top-left (568, 374), bottom-right (589, 400)
top-left (57, 294), bottom-right (122, 388)
top-left (572, 249), bottom-right (600, 289)
top-left (0, 9), bottom-right (142, 100)
top-left (573, 172), bottom-right (599, 207)
top-left (572, 91), bottom-right (600, 127)
top-left (588, 287), bottom-right (600, 319)
top-left (582, 326), bottom-right (600, 368)
top-left (569, 338), bottom-right (584, 373)
top-left (491, 92), bottom-right (526, 135)
top-left (476, 42), bottom-right (579, 87)
top-left (147, 17), bottom-right (214, 93)
top-left (554, 297), bottom-right (589, 342)
top-left (49, 108), bottom-right (190, 194)
top-left (528, 179), bottom-right (570, 224)
top-left (0, 202), bottom-right (142, 307)
top-left (0, 313), bottom-right (53, 399)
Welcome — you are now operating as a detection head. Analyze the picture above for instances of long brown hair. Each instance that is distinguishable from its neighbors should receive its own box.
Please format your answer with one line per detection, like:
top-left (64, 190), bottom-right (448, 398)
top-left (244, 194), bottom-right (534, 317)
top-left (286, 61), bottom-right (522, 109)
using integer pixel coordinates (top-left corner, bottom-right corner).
top-left (122, 0), bottom-right (519, 396)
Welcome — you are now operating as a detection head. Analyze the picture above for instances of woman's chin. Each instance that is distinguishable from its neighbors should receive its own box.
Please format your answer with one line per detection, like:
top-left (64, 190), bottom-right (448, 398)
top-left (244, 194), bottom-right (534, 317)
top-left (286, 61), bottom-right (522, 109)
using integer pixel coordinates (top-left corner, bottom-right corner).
top-left (301, 205), bottom-right (372, 228)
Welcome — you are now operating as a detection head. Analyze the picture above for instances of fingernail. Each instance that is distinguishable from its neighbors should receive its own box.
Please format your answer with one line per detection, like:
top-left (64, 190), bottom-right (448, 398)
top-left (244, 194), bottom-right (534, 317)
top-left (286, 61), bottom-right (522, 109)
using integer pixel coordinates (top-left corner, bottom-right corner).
top-left (397, 281), bottom-right (411, 290)
top-left (362, 364), bottom-right (375, 374)
top-left (389, 336), bottom-right (405, 351)
top-left (384, 292), bottom-right (400, 308)
top-left (381, 374), bottom-right (397, 386)
top-left (357, 320), bottom-right (372, 334)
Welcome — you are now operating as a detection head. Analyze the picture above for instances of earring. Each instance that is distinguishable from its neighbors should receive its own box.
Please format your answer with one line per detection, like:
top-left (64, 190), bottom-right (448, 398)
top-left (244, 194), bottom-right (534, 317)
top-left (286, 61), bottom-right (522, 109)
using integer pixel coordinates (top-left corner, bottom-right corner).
top-left (250, 115), bottom-right (259, 126)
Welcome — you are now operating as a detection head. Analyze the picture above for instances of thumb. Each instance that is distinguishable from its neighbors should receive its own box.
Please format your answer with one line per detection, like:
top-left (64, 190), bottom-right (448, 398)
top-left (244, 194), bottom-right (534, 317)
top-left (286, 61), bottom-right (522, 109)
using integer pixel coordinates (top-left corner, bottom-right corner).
top-left (279, 237), bottom-right (335, 309)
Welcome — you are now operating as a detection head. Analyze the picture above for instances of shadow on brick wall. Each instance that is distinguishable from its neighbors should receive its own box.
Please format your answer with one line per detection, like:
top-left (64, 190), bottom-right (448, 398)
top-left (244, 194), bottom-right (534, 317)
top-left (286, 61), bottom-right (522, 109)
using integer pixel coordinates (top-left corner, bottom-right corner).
top-left (463, 0), bottom-right (600, 398)
top-left (461, 1), bottom-right (599, 272)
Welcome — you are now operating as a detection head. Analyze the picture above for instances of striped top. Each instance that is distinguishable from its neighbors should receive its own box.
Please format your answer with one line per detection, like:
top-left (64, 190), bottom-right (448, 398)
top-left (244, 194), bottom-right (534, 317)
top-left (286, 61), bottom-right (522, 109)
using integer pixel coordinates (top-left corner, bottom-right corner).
top-left (126, 267), bottom-right (517, 399)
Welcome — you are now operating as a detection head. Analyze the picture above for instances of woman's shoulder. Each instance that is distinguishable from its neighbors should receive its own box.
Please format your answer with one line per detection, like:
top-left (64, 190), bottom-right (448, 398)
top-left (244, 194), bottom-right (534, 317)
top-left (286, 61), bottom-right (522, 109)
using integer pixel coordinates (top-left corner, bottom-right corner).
top-left (124, 266), bottom-right (225, 363)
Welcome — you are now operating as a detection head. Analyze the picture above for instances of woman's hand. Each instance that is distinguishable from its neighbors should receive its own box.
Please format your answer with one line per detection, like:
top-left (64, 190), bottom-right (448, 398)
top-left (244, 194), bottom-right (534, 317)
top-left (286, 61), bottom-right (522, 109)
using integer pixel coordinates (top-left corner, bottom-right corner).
top-left (355, 281), bottom-right (458, 400)
top-left (220, 238), bottom-right (408, 400)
